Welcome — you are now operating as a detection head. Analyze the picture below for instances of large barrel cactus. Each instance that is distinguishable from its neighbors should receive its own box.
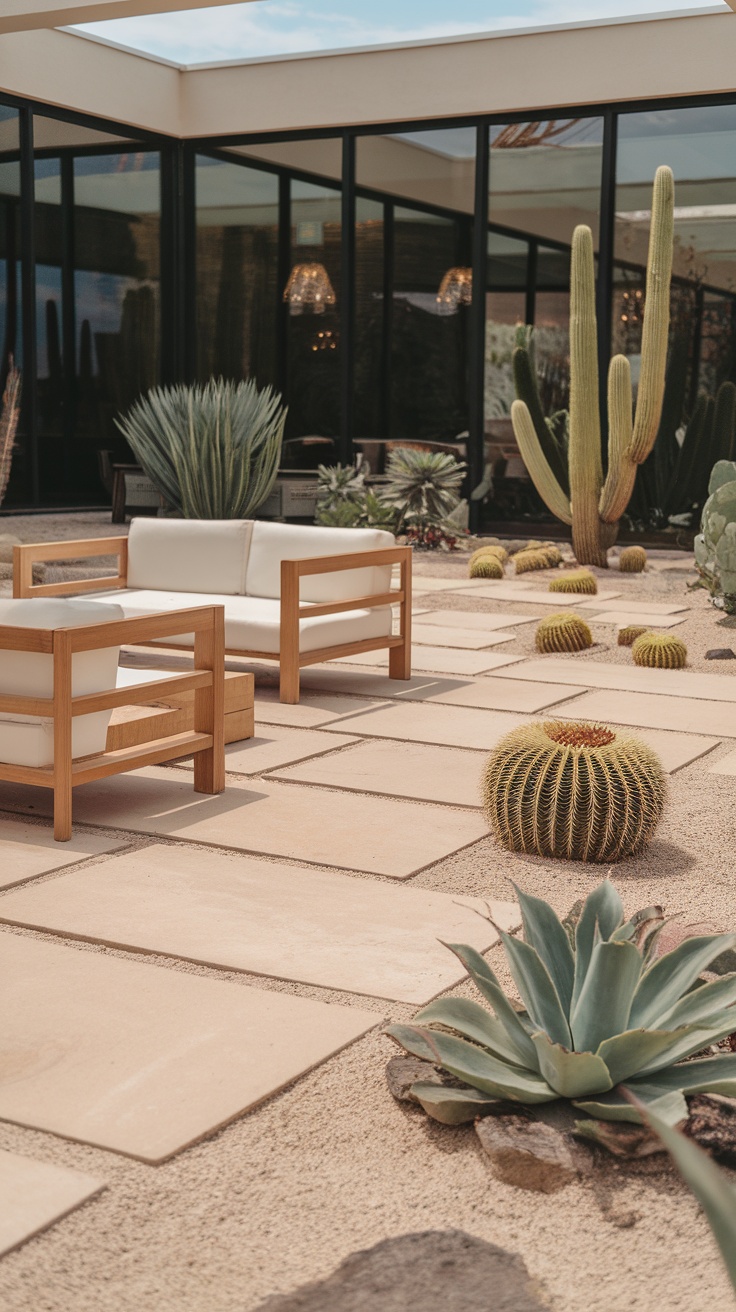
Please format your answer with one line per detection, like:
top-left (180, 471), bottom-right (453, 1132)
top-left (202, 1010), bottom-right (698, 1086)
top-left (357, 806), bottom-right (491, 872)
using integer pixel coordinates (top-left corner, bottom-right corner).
top-left (512, 167), bottom-right (674, 566)
top-left (482, 720), bottom-right (666, 862)
top-left (695, 460), bottom-right (736, 614)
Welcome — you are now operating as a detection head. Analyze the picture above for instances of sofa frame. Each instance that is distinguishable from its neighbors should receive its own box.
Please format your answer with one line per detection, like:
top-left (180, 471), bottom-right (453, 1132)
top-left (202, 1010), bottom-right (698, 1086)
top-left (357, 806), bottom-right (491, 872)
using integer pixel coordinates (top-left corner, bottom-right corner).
top-left (0, 601), bottom-right (225, 841)
top-left (13, 536), bottom-right (413, 703)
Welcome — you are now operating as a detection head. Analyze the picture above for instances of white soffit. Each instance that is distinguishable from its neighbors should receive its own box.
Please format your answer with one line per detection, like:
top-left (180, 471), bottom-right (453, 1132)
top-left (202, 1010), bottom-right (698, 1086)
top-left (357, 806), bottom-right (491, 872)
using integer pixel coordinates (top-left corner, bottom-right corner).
top-left (0, 0), bottom-right (255, 36)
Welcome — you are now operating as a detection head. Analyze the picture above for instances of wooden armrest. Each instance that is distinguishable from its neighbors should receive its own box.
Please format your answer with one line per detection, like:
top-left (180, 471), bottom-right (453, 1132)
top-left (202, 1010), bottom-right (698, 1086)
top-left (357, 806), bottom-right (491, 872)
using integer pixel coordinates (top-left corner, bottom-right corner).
top-left (282, 545), bottom-right (411, 578)
top-left (281, 545), bottom-right (411, 617)
top-left (14, 537), bottom-right (128, 598)
top-left (61, 605), bottom-right (223, 653)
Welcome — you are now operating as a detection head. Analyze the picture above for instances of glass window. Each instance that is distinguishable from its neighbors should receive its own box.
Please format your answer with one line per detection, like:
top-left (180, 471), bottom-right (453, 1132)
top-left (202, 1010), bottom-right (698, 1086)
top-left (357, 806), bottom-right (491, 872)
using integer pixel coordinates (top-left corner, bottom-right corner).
top-left (285, 177), bottom-right (342, 442)
top-left (0, 106), bottom-right (22, 504)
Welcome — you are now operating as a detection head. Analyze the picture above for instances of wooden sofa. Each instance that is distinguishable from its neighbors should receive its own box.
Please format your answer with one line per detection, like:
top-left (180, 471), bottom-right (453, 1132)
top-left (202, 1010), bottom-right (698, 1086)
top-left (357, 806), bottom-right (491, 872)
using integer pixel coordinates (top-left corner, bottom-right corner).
top-left (13, 519), bottom-right (412, 703)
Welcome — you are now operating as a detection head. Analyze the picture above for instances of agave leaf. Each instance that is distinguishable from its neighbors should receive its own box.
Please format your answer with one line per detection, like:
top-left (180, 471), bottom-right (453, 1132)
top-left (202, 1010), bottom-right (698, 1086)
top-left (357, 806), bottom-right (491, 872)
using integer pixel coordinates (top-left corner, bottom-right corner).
top-left (630, 933), bottom-right (736, 1029)
top-left (572, 880), bottom-right (625, 1010)
top-left (657, 972), bottom-right (736, 1030)
top-left (413, 998), bottom-right (529, 1068)
top-left (630, 1053), bottom-right (736, 1097)
top-left (636, 1013), bottom-right (736, 1076)
top-left (531, 1031), bottom-right (613, 1099)
top-left (610, 904), bottom-right (664, 946)
top-left (634, 1103), bottom-right (736, 1293)
top-left (595, 1027), bottom-right (700, 1086)
top-left (511, 883), bottom-right (575, 1015)
top-left (409, 1082), bottom-right (505, 1125)
top-left (570, 939), bottom-right (642, 1052)
top-left (574, 1082), bottom-right (688, 1126)
top-left (385, 1025), bottom-right (556, 1104)
top-left (442, 943), bottom-right (539, 1067)
top-left (496, 929), bottom-right (572, 1048)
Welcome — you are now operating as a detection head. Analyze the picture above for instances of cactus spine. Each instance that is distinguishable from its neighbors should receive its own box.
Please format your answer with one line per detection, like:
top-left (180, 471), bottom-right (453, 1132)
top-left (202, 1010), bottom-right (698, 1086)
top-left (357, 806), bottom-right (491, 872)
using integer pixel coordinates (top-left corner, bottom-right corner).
top-left (632, 632), bottom-right (687, 669)
top-left (548, 569), bottom-right (597, 594)
top-left (618, 625), bottom-right (648, 647)
top-left (469, 554), bottom-right (504, 579)
top-left (619, 545), bottom-right (648, 572)
top-left (536, 613), bottom-right (593, 653)
top-left (512, 167), bottom-right (674, 566)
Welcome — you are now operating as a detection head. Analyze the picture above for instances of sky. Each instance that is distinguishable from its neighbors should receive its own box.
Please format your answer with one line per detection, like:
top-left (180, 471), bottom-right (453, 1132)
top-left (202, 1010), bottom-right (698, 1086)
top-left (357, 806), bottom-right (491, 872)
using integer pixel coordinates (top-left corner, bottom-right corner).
top-left (74, 0), bottom-right (728, 65)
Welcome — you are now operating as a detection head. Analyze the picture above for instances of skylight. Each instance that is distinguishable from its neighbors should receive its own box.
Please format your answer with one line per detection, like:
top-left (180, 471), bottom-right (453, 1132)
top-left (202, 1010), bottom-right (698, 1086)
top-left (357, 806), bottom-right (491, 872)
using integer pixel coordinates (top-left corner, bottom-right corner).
top-left (73, 0), bottom-right (728, 68)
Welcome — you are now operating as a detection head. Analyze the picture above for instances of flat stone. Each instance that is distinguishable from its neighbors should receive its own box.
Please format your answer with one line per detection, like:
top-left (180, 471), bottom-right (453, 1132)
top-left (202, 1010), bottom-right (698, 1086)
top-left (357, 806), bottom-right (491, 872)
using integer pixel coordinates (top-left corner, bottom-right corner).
top-left (0, 933), bottom-right (376, 1162)
top-left (254, 692), bottom-right (392, 728)
top-left (584, 611), bottom-right (686, 630)
top-left (0, 817), bottom-right (124, 891)
top-left (412, 624), bottom-right (516, 650)
top-left (410, 577), bottom-right (507, 593)
top-left (709, 747), bottom-right (736, 774)
top-left (0, 845), bottom-right (517, 1004)
top-left (706, 648), bottom-right (736, 660)
top-left (417, 609), bottom-right (542, 631)
top-left (332, 647), bottom-right (523, 677)
top-left (327, 701), bottom-right (527, 750)
top-left (172, 724), bottom-right (361, 776)
top-left (0, 770), bottom-right (487, 878)
top-left (301, 666), bottom-right (587, 713)
top-left (253, 1230), bottom-right (546, 1312)
top-left (273, 738), bottom-right (490, 806)
top-left (475, 1114), bottom-right (587, 1192)
top-left (470, 584), bottom-right (622, 605)
top-left (495, 657), bottom-right (736, 703)
top-left (687, 1095), bottom-right (736, 1165)
top-left (576, 598), bottom-right (687, 614)
top-left (0, 1150), bottom-right (104, 1258)
top-left (385, 1055), bottom-right (441, 1101)
top-left (647, 557), bottom-right (695, 572)
top-left (600, 726), bottom-right (719, 773)
top-left (562, 689), bottom-right (736, 738)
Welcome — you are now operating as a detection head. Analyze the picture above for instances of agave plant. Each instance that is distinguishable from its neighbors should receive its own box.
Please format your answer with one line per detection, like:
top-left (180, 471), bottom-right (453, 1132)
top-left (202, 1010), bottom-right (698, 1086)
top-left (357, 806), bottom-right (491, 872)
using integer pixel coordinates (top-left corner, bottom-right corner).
top-left (115, 377), bottom-right (286, 518)
top-left (386, 880), bottom-right (736, 1127)
top-left (381, 448), bottom-right (466, 531)
top-left (315, 460), bottom-right (367, 512)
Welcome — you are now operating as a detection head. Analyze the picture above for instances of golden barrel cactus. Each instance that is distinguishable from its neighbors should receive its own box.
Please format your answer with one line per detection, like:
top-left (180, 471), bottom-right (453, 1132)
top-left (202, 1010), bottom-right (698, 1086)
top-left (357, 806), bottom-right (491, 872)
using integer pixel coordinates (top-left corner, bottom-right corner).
top-left (632, 631), bottom-right (687, 668)
top-left (482, 720), bottom-right (666, 862)
top-left (514, 546), bottom-right (560, 574)
top-left (469, 544), bottom-right (508, 567)
top-left (469, 554), bottom-right (504, 579)
top-left (618, 624), bottom-right (649, 647)
top-left (536, 612), bottom-right (592, 653)
top-left (548, 569), bottom-right (598, 595)
top-left (619, 546), bottom-right (647, 572)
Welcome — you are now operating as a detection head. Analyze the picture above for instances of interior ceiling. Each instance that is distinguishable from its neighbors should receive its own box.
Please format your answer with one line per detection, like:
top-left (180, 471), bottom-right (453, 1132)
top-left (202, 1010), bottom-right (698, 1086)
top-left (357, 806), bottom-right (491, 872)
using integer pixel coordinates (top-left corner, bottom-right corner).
top-left (0, 0), bottom-right (253, 36)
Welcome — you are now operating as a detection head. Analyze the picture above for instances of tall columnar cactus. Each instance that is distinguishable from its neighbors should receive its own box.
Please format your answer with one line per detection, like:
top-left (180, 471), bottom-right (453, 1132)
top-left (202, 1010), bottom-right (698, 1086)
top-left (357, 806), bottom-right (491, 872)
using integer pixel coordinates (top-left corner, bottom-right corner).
top-left (512, 167), bottom-right (674, 566)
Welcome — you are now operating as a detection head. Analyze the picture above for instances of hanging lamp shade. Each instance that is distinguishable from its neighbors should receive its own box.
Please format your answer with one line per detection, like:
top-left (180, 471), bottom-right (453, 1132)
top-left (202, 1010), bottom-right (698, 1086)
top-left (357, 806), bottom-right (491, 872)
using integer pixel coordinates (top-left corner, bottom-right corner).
top-left (283, 262), bottom-right (336, 314)
top-left (436, 266), bottom-right (473, 314)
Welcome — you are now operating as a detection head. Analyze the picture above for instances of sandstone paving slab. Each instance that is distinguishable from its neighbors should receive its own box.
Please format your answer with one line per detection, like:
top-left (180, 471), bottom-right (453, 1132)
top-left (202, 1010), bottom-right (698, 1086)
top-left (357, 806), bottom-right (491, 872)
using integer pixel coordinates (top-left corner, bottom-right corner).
top-left (0, 933), bottom-right (377, 1162)
top-left (576, 598), bottom-right (687, 615)
top-left (408, 577), bottom-right (508, 594)
top-left (412, 624), bottom-right (516, 650)
top-left (0, 845), bottom-right (518, 1005)
top-left (331, 647), bottom-right (523, 677)
top-left (0, 817), bottom-right (125, 891)
top-left (708, 747), bottom-right (736, 775)
top-left (0, 1150), bottom-right (105, 1258)
top-left (272, 739), bottom-right (491, 806)
top-left (254, 692), bottom-right (392, 728)
top-left (494, 657), bottom-right (736, 702)
top-left (300, 665), bottom-right (586, 713)
top-left (321, 700), bottom-right (528, 750)
top-left (557, 689), bottom-right (736, 738)
top-left (0, 771), bottom-right (487, 878)
top-left (469, 584), bottom-right (623, 604)
top-left (583, 611), bottom-right (685, 630)
top-left (171, 724), bottom-right (361, 776)
top-left (417, 609), bottom-right (542, 632)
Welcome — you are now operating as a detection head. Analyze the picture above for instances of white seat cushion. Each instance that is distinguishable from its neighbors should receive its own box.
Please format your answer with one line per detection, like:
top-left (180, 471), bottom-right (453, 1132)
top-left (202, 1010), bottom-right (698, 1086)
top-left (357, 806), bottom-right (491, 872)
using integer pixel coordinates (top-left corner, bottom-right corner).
top-left (127, 517), bottom-right (252, 595)
top-left (244, 522), bottom-right (394, 602)
top-left (83, 589), bottom-right (392, 655)
top-left (0, 597), bottom-right (124, 768)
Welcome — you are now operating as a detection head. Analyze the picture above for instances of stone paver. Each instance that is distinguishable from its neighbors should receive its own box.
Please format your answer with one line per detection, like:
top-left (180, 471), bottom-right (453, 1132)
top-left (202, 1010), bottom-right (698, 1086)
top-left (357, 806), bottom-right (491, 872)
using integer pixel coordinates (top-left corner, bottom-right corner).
top-left (0, 1150), bottom-right (104, 1258)
top-left (301, 666), bottom-right (585, 712)
top-left (495, 657), bottom-right (736, 702)
top-left (0, 818), bottom-right (124, 891)
top-left (576, 598), bottom-right (687, 615)
top-left (417, 609), bottom-right (542, 632)
top-left (469, 584), bottom-right (623, 604)
top-left (254, 693), bottom-right (392, 728)
top-left (0, 770), bottom-right (487, 877)
top-left (332, 647), bottom-right (522, 677)
top-left (272, 739), bottom-right (489, 806)
top-left (584, 611), bottom-right (686, 630)
top-left (412, 624), bottom-right (516, 650)
top-left (409, 577), bottom-right (508, 594)
top-left (708, 747), bottom-right (736, 775)
top-left (0, 933), bottom-right (377, 1162)
top-left (172, 724), bottom-right (360, 776)
top-left (559, 689), bottom-right (736, 737)
top-left (324, 700), bottom-right (526, 750)
top-left (0, 845), bottom-right (518, 1005)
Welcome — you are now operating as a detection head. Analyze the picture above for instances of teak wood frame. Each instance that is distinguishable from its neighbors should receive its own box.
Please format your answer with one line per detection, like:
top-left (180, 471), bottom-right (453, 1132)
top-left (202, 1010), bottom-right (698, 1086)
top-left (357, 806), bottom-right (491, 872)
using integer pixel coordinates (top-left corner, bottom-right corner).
top-left (13, 538), bottom-right (413, 704)
top-left (0, 603), bottom-right (226, 842)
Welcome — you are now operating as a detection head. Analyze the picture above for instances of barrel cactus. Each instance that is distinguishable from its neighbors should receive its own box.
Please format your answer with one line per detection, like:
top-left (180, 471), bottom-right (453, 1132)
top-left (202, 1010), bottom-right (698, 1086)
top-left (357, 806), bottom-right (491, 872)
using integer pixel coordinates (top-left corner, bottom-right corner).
top-left (619, 546), bottom-right (647, 573)
top-left (548, 569), bottom-right (598, 595)
top-left (514, 546), bottom-right (560, 574)
top-left (470, 544), bottom-right (508, 567)
top-left (482, 720), bottom-right (666, 863)
top-left (386, 879), bottom-right (736, 1128)
top-left (618, 625), bottom-right (649, 647)
top-left (632, 632), bottom-right (687, 669)
top-left (469, 554), bottom-right (504, 580)
top-left (536, 612), bottom-right (592, 653)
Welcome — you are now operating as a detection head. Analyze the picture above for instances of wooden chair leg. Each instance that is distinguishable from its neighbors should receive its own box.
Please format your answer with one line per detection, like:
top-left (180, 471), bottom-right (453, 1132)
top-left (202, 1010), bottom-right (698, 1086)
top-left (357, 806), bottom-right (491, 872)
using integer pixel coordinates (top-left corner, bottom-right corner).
top-left (193, 609), bottom-right (225, 795)
top-left (280, 561), bottom-right (301, 703)
top-left (53, 631), bottom-right (73, 841)
top-left (279, 656), bottom-right (300, 704)
top-left (389, 548), bottom-right (412, 680)
top-left (389, 640), bottom-right (411, 680)
top-left (53, 783), bottom-right (73, 843)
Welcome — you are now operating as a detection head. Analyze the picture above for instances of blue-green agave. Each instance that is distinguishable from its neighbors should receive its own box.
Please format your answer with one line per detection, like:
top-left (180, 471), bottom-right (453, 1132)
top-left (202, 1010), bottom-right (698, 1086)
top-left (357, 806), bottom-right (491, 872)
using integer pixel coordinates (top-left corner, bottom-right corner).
top-left (386, 880), bottom-right (736, 1128)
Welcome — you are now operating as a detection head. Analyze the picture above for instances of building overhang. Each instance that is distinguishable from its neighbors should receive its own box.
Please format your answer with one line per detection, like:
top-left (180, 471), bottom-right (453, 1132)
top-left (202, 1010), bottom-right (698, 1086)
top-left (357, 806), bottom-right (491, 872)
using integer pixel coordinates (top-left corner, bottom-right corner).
top-left (0, 0), bottom-right (255, 36)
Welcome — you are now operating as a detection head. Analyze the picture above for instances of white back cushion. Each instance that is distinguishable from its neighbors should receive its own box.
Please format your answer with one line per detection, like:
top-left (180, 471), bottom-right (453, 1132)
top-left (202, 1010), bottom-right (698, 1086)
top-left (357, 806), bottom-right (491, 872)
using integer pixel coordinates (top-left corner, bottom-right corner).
top-left (245, 523), bottom-right (395, 602)
top-left (127, 518), bottom-right (252, 595)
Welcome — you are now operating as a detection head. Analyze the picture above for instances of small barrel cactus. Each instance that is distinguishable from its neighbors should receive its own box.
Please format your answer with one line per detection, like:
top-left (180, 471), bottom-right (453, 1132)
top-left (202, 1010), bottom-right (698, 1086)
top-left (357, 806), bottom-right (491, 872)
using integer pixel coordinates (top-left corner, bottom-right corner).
top-left (548, 569), bottom-right (598, 594)
top-left (536, 612), bottom-right (593, 653)
top-left (618, 625), bottom-right (649, 647)
top-left (482, 720), bottom-right (666, 862)
top-left (469, 554), bottom-right (504, 579)
top-left (469, 544), bottom-right (508, 567)
top-left (514, 547), bottom-right (559, 574)
top-left (632, 631), bottom-right (687, 669)
top-left (619, 546), bottom-right (648, 573)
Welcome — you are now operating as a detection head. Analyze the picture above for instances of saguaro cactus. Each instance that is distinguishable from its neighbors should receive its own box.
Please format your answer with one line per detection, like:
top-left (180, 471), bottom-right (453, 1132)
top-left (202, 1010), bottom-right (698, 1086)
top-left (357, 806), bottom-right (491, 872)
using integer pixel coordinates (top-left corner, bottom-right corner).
top-left (511, 166), bottom-right (674, 566)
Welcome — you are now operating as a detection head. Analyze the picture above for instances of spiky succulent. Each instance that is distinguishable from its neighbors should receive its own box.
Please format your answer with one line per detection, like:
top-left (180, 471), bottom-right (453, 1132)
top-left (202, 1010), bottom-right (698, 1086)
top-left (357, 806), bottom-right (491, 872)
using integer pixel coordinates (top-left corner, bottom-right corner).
top-left (632, 631), bottom-right (687, 669)
top-left (386, 879), bottom-right (736, 1128)
top-left (549, 569), bottom-right (598, 594)
top-left (514, 547), bottom-right (560, 574)
top-left (536, 612), bottom-right (592, 653)
top-left (618, 625), bottom-right (649, 647)
top-left (469, 555), bottom-right (504, 580)
top-left (469, 545), bottom-right (508, 567)
top-left (619, 545), bottom-right (648, 573)
top-left (381, 448), bottom-right (466, 531)
top-left (482, 720), bottom-right (666, 862)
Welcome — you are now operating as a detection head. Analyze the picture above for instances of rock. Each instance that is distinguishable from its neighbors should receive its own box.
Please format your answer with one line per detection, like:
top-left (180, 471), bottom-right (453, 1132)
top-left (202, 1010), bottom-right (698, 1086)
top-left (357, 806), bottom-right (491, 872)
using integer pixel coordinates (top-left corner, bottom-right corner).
top-left (0, 533), bottom-right (21, 563)
top-left (385, 1055), bottom-right (441, 1102)
top-left (252, 1230), bottom-right (547, 1311)
top-left (573, 1117), bottom-right (665, 1159)
top-left (475, 1113), bottom-right (591, 1192)
top-left (706, 648), bottom-right (736, 660)
top-left (687, 1094), bottom-right (736, 1165)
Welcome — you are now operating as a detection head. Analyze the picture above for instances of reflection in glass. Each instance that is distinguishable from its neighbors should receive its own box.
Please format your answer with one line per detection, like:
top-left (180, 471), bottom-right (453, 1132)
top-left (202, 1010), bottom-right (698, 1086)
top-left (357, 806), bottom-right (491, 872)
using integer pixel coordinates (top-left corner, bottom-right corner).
top-left (0, 107), bottom-right (21, 503)
top-left (286, 178), bottom-right (341, 441)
